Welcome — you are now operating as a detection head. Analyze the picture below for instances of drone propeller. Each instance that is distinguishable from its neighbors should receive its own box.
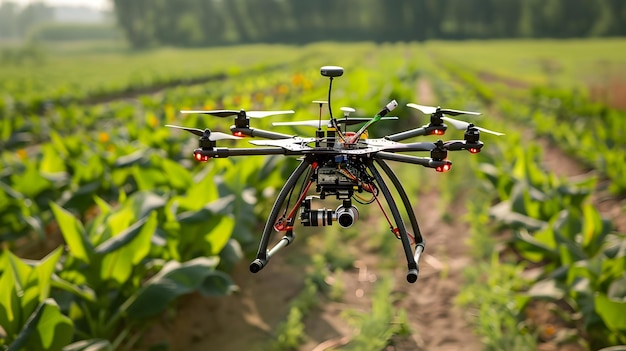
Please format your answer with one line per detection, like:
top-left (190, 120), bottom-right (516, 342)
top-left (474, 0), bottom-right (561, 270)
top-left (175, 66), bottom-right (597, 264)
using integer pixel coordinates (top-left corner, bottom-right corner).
top-left (407, 103), bottom-right (503, 136)
top-left (440, 117), bottom-right (504, 136)
top-left (165, 125), bottom-right (242, 141)
top-left (406, 103), bottom-right (480, 117)
top-left (180, 110), bottom-right (295, 118)
top-left (272, 117), bottom-right (398, 128)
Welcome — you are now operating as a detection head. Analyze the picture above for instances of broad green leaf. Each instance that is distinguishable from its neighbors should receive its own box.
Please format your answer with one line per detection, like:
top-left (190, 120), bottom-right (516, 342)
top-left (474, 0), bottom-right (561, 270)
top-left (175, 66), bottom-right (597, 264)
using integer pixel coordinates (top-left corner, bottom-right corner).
top-left (205, 216), bottom-right (235, 256)
top-left (95, 216), bottom-right (150, 255)
top-left (39, 144), bottom-right (67, 174)
top-left (198, 270), bottom-right (238, 296)
top-left (33, 247), bottom-right (64, 304)
top-left (49, 131), bottom-right (69, 158)
top-left (50, 275), bottom-right (96, 303)
top-left (176, 196), bottom-right (234, 223)
top-left (608, 276), bottom-right (626, 301)
top-left (161, 158), bottom-right (192, 190)
top-left (11, 163), bottom-right (52, 199)
top-left (513, 229), bottom-right (558, 263)
top-left (581, 203), bottom-right (612, 256)
top-left (526, 279), bottom-right (565, 300)
top-left (0, 253), bottom-right (22, 340)
top-left (127, 191), bottom-right (166, 220)
top-left (175, 169), bottom-right (220, 211)
top-left (50, 203), bottom-right (91, 263)
top-left (97, 212), bottom-right (158, 285)
top-left (595, 294), bottom-right (626, 331)
top-left (9, 299), bottom-right (73, 351)
top-left (122, 257), bottom-right (219, 319)
top-left (489, 201), bottom-right (547, 231)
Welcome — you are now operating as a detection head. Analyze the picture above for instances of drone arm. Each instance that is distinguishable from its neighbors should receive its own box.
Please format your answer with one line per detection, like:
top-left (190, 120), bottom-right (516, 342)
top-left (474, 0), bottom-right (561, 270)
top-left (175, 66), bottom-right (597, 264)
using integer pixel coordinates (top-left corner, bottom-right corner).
top-left (194, 147), bottom-right (298, 158)
top-left (384, 141), bottom-right (436, 152)
top-left (375, 152), bottom-right (451, 169)
top-left (231, 126), bottom-right (294, 140)
top-left (443, 140), bottom-right (484, 152)
top-left (384, 125), bottom-right (447, 142)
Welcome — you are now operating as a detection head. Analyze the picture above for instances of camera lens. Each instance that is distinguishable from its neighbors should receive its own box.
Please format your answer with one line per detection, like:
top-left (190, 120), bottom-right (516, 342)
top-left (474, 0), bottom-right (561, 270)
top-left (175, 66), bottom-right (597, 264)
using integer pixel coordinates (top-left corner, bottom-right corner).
top-left (335, 205), bottom-right (359, 228)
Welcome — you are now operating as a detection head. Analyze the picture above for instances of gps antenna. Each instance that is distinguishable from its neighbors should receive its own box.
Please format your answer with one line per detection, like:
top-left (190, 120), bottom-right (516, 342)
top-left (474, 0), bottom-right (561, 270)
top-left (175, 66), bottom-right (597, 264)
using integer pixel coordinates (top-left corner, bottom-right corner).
top-left (320, 66), bottom-right (343, 120)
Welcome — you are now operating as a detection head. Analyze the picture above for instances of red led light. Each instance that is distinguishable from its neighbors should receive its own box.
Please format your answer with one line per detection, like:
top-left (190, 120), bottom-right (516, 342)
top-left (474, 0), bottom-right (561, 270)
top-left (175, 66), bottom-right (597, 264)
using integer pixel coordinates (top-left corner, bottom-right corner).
top-left (233, 131), bottom-right (245, 137)
top-left (194, 152), bottom-right (210, 162)
top-left (431, 129), bottom-right (445, 135)
top-left (469, 148), bottom-right (480, 154)
top-left (435, 163), bottom-right (451, 173)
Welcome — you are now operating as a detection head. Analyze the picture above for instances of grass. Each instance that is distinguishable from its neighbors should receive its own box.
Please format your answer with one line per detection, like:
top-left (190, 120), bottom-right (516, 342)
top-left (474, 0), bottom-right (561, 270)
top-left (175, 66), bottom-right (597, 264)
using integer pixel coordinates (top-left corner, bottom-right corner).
top-left (425, 38), bottom-right (626, 88)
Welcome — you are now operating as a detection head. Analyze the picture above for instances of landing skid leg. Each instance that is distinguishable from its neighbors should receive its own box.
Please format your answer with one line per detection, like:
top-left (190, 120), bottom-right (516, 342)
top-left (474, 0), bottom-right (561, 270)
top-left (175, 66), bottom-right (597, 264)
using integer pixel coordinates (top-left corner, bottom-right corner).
top-left (366, 162), bottom-right (419, 283)
top-left (375, 158), bottom-right (426, 282)
top-left (250, 159), bottom-right (311, 273)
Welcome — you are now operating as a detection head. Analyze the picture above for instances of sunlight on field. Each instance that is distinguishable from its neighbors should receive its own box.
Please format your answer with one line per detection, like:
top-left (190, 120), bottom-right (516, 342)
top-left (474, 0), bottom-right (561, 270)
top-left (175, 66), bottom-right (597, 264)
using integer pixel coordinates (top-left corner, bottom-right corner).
top-left (426, 38), bottom-right (626, 88)
top-left (1, 38), bottom-right (625, 351)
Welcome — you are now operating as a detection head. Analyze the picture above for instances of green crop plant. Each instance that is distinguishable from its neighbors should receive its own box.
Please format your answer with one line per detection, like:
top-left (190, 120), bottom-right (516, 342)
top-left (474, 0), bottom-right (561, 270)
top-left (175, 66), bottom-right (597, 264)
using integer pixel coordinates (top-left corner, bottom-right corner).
top-left (457, 253), bottom-right (537, 351)
top-left (0, 248), bottom-right (74, 351)
top-left (338, 277), bottom-right (411, 350)
top-left (26, 191), bottom-right (237, 349)
top-left (471, 128), bottom-right (626, 349)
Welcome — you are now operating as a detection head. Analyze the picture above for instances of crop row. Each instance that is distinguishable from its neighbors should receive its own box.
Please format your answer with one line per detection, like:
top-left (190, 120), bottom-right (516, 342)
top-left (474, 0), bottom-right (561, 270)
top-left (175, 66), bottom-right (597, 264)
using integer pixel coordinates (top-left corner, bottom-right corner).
top-left (430, 53), bottom-right (626, 349)
top-left (434, 54), bottom-right (626, 195)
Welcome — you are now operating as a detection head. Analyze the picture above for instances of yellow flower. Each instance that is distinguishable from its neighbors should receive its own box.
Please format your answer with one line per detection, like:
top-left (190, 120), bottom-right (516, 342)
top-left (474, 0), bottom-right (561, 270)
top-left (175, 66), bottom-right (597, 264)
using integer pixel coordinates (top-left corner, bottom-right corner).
top-left (98, 132), bottom-right (110, 143)
top-left (16, 149), bottom-right (27, 160)
top-left (276, 84), bottom-right (289, 95)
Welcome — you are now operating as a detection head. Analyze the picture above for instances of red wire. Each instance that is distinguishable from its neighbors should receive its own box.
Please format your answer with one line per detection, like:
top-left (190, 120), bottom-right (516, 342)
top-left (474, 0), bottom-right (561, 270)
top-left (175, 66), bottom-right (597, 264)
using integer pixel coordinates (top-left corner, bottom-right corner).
top-left (274, 162), bottom-right (318, 231)
top-left (371, 184), bottom-right (415, 244)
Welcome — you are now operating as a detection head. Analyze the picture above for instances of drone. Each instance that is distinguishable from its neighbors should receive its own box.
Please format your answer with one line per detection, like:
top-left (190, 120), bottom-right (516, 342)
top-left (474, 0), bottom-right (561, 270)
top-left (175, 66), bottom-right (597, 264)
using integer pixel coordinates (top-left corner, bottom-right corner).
top-left (166, 66), bottom-right (504, 283)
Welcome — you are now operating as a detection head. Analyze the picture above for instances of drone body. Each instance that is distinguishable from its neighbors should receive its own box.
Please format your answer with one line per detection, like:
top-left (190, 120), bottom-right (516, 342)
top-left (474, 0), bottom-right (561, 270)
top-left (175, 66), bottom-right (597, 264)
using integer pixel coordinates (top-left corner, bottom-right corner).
top-left (167, 66), bottom-right (503, 283)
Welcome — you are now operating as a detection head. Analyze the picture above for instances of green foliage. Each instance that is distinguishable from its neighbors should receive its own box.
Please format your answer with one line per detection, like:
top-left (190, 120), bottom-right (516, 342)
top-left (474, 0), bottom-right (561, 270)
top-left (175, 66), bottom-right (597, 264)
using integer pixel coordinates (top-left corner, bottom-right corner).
top-left (29, 23), bottom-right (122, 42)
top-left (1, 40), bottom-right (624, 351)
top-left (471, 128), bottom-right (625, 348)
top-left (339, 277), bottom-right (411, 350)
top-left (457, 254), bottom-right (537, 351)
top-left (0, 249), bottom-right (74, 351)
top-left (110, 0), bottom-right (626, 48)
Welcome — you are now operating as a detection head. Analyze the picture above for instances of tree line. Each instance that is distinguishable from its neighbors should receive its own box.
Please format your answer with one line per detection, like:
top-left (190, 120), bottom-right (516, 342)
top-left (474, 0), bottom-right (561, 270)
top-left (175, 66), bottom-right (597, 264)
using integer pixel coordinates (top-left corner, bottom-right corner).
top-left (0, 2), bottom-right (53, 39)
top-left (111, 0), bottom-right (626, 48)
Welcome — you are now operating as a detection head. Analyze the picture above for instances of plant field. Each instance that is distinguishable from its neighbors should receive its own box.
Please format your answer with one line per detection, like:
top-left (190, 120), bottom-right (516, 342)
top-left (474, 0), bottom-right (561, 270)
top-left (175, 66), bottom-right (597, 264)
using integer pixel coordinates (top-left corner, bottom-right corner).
top-left (1, 39), bottom-right (624, 351)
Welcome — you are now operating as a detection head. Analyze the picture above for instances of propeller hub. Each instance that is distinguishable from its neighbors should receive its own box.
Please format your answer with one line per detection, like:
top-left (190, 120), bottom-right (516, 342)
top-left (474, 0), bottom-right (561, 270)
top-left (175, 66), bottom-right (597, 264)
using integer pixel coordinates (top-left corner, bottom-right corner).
top-left (431, 140), bottom-right (447, 161)
top-left (464, 126), bottom-right (480, 143)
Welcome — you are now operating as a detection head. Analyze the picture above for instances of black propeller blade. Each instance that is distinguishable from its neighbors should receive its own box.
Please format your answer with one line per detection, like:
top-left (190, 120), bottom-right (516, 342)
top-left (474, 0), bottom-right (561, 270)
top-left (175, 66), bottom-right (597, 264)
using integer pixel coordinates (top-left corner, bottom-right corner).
top-left (165, 125), bottom-right (242, 141)
top-left (180, 110), bottom-right (295, 118)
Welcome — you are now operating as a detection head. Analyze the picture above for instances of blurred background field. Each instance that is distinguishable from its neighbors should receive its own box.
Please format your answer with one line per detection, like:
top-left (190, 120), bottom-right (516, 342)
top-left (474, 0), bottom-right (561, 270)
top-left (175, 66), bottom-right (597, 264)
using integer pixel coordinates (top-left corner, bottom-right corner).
top-left (1, 1), bottom-right (625, 351)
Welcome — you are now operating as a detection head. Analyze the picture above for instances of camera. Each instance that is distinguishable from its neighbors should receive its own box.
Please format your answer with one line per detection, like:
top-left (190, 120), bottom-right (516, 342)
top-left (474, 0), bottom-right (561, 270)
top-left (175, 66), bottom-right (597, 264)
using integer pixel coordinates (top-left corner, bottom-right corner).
top-left (300, 197), bottom-right (359, 228)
